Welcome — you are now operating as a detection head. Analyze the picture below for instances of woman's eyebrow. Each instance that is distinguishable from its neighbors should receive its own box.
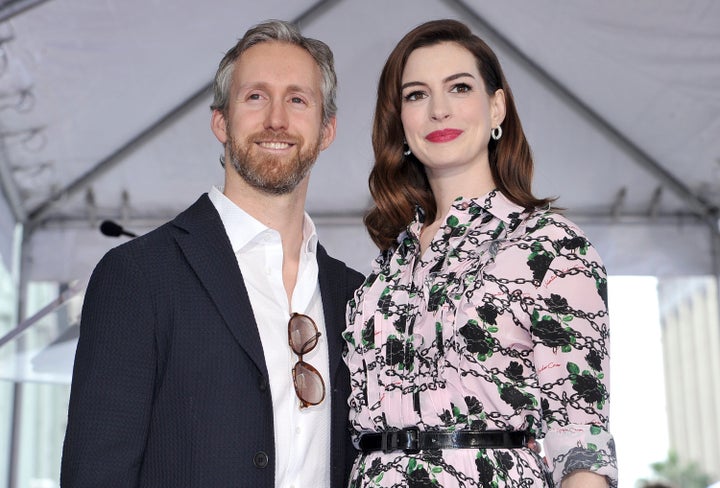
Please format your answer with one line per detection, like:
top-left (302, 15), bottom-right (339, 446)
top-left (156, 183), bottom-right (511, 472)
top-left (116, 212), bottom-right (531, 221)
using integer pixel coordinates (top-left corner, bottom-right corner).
top-left (401, 72), bottom-right (475, 91)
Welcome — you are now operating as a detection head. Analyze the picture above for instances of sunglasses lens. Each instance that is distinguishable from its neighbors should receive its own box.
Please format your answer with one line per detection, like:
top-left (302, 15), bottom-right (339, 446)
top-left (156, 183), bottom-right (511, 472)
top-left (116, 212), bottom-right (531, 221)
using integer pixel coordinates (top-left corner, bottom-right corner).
top-left (293, 362), bottom-right (325, 406)
top-left (288, 313), bottom-right (325, 408)
top-left (289, 314), bottom-right (319, 354)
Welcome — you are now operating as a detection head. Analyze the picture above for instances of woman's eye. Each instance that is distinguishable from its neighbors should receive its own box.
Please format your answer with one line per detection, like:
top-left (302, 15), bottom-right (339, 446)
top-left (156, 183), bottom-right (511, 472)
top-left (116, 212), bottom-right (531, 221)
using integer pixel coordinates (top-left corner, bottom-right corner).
top-left (451, 83), bottom-right (472, 93)
top-left (403, 91), bottom-right (426, 102)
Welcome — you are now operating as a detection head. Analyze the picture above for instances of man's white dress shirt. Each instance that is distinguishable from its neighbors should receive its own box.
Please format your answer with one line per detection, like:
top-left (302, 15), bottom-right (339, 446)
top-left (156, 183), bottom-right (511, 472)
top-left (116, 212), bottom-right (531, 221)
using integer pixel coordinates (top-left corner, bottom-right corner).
top-left (210, 187), bottom-right (331, 488)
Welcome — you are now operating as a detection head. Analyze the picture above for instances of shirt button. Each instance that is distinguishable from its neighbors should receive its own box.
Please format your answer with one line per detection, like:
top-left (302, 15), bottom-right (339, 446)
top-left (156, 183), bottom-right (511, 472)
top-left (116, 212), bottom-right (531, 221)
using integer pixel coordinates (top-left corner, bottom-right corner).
top-left (295, 426), bottom-right (301, 435)
top-left (253, 451), bottom-right (269, 468)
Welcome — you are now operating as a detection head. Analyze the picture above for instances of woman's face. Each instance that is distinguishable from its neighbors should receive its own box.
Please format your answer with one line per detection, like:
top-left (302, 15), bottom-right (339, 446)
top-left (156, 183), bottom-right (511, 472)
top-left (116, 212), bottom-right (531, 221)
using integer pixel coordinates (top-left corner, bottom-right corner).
top-left (400, 42), bottom-right (505, 177)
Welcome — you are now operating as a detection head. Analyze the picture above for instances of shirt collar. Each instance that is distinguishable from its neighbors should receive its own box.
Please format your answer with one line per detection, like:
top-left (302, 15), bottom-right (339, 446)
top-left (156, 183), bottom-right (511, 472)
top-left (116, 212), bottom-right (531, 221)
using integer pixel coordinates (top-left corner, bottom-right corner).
top-left (208, 186), bottom-right (318, 255)
top-left (301, 211), bottom-right (319, 254)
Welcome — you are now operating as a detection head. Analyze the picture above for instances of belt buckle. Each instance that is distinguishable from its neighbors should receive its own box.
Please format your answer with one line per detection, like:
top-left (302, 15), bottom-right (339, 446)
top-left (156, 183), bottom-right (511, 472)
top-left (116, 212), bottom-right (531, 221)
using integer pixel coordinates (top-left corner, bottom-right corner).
top-left (381, 431), bottom-right (396, 454)
top-left (402, 427), bottom-right (421, 454)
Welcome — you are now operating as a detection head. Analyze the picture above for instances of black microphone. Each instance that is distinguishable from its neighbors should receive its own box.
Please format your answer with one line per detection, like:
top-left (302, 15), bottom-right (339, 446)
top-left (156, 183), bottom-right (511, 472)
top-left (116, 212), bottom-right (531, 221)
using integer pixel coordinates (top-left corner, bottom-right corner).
top-left (100, 220), bottom-right (137, 238)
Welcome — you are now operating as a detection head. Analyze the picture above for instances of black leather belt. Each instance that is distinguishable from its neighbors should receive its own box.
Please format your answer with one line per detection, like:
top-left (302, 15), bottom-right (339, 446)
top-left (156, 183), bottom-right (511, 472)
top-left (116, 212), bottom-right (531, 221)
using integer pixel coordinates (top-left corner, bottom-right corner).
top-left (358, 428), bottom-right (529, 454)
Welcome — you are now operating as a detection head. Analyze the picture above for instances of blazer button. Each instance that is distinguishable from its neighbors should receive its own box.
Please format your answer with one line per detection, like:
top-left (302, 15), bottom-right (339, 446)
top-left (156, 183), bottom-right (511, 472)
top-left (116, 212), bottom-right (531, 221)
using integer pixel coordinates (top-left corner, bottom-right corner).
top-left (253, 451), bottom-right (269, 468)
top-left (258, 377), bottom-right (268, 392)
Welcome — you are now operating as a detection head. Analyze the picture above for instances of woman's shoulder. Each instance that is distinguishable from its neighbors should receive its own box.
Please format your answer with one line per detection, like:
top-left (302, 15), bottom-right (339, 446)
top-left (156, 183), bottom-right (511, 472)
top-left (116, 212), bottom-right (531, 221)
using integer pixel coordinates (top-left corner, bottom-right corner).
top-left (520, 207), bottom-right (606, 267)
top-left (523, 207), bottom-right (590, 241)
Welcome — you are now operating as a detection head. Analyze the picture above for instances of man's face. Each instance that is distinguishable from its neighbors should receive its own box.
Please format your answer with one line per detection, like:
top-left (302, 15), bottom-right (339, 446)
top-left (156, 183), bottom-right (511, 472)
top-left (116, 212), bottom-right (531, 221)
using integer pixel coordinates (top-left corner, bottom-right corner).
top-left (211, 41), bottom-right (335, 195)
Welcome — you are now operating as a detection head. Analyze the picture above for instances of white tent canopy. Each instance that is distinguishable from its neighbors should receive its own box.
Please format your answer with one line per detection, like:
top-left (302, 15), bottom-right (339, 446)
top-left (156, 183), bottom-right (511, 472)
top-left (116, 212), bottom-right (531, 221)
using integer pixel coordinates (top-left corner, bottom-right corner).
top-left (1, 0), bottom-right (719, 283)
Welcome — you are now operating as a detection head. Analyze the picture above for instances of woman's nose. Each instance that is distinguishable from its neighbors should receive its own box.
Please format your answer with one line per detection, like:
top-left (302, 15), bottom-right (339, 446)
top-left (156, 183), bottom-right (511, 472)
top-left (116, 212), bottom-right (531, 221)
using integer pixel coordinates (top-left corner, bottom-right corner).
top-left (430, 95), bottom-right (451, 121)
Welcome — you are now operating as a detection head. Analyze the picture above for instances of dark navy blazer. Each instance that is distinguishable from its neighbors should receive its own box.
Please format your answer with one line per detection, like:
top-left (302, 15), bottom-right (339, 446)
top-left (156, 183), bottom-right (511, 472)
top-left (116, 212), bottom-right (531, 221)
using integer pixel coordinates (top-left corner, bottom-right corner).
top-left (61, 194), bottom-right (364, 487)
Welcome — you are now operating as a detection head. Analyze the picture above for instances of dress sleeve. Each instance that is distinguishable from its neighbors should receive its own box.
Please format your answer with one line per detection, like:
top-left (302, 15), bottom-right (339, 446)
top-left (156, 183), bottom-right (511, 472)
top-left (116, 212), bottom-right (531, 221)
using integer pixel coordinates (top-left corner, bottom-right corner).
top-left (528, 225), bottom-right (618, 487)
top-left (61, 247), bottom-right (157, 488)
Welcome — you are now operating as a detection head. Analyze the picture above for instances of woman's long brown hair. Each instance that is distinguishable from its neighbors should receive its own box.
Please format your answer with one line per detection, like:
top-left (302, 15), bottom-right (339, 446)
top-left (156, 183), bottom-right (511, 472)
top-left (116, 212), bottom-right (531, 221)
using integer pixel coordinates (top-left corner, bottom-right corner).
top-left (365, 19), bottom-right (554, 251)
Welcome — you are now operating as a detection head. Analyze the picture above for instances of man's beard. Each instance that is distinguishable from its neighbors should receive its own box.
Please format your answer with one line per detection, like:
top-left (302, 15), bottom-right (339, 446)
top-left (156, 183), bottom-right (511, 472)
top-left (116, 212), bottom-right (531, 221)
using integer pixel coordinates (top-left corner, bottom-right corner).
top-left (226, 129), bottom-right (321, 195)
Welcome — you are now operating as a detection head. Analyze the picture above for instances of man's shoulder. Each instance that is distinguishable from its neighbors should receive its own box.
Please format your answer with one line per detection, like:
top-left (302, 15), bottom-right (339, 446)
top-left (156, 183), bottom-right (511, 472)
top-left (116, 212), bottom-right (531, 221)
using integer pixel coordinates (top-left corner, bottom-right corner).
top-left (99, 195), bottom-right (216, 264)
top-left (317, 244), bottom-right (364, 285)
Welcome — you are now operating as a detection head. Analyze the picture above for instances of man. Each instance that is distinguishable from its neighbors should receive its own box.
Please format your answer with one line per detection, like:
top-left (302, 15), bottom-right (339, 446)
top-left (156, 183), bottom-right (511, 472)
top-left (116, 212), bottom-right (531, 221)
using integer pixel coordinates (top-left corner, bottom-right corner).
top-left (61, 20), bottom-right (363, 488)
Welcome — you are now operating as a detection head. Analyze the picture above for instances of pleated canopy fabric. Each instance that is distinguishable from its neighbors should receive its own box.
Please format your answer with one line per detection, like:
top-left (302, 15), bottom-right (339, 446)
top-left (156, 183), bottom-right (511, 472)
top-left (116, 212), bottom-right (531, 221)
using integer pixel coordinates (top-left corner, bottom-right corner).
top-left (1, 0), bottom-right (719, 281)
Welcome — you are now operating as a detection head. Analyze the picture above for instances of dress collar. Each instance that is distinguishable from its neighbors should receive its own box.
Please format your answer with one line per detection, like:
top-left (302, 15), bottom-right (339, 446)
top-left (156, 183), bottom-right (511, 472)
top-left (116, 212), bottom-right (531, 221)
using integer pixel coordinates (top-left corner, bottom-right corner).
top-left (456, 190), bottom-right (525, 226)
top-left (411, 190), bottom-right (526, 234)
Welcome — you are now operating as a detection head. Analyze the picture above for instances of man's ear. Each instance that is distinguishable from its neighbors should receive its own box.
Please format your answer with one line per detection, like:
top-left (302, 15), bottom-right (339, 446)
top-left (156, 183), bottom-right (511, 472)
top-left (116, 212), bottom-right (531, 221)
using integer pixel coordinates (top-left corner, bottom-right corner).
top-left (319, 116), bottom-right (336, 151)
top-left (211, 109), bottom-right (228, 144)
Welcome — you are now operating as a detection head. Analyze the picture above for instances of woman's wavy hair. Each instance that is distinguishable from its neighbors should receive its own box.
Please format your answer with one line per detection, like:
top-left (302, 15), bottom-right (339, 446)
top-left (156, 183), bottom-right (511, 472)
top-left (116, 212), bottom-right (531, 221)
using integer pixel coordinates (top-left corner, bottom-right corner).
top-left (365, 19), bottom-right (554, 251)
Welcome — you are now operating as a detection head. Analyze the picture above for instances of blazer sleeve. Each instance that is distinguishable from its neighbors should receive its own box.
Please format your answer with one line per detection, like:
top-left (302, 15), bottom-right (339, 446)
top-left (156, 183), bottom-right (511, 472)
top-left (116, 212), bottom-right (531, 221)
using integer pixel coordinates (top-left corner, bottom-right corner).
top-left (61, 247), bottom-right (157, 488)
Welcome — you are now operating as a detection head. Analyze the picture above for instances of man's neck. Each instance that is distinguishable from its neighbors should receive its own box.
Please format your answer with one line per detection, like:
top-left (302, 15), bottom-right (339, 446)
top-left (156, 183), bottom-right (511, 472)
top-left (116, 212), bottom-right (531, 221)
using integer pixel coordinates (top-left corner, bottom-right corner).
top-left (223, 173), bottom-right (309, 307)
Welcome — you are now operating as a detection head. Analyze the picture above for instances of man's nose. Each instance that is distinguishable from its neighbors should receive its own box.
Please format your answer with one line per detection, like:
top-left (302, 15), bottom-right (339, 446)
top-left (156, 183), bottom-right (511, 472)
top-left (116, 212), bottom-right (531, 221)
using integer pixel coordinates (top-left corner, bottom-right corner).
top-left (264, 99), bottom-right (289, 130)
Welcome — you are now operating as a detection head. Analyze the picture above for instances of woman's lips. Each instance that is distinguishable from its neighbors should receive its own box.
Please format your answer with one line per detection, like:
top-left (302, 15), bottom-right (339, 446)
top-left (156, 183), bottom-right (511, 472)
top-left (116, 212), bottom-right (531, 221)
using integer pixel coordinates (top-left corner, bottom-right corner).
top-left (425, 129), bottom-right (463, 143)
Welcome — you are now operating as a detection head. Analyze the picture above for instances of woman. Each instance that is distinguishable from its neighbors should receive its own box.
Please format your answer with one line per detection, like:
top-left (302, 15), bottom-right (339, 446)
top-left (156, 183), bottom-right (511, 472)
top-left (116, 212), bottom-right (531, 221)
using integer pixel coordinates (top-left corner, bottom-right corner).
top-left (343, 19), bottom-right (617, 487)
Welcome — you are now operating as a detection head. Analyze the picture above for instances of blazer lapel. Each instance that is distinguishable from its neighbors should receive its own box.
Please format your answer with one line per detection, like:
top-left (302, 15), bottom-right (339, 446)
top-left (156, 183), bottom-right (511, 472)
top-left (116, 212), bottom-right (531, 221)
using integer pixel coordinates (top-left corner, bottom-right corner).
top-left (317, 244), bottom-right (348, 380)
top-left (172, 194), bottom-right (268, 377)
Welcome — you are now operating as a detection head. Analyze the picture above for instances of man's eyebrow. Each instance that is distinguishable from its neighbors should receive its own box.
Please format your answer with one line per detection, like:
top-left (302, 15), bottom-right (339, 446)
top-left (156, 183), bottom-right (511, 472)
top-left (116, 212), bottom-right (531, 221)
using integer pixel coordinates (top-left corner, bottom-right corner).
top-left (287, 84), bottom-right (318, 97)
top-left (236, 81), bottom-right (269, 92)
top-left (236, 81), bottom-right (317, 96)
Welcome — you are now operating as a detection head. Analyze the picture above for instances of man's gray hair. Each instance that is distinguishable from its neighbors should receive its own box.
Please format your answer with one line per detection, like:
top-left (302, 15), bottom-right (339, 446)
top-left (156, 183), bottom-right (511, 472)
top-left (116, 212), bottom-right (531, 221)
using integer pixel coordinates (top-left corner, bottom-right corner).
top-left (210, 19), bottom-right (337, 125)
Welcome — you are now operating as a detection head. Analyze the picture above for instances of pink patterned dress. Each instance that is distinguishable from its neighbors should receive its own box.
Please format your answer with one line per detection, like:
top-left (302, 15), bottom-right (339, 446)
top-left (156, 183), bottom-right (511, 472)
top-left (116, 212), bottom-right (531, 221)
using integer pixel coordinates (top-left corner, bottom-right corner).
top-left (343, 191), bottom-right (617, 487)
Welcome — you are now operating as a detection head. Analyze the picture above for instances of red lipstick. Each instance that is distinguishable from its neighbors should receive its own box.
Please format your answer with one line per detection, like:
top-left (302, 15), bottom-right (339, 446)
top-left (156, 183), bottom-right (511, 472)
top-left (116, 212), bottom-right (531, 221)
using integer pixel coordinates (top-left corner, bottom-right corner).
top-left (425, 129), bottom-right (463, 143)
